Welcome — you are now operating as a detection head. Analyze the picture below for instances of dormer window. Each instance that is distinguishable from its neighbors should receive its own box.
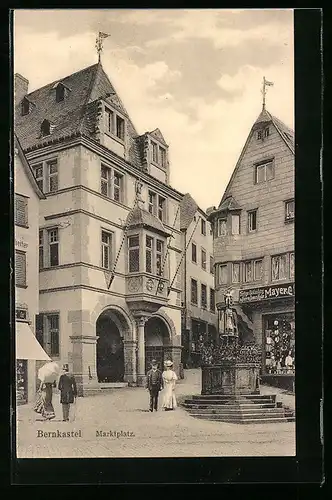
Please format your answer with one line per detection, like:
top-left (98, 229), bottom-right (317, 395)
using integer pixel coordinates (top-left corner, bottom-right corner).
top-left (116, 116), bottom-right (125, 141)
top-left (41, 119), bottom-right (51, 137)
top-left (104, 105), bottom-right (126, 142)
top-left (56, 84), bottom-right (65, 102)
top-left (257, 127), bottom-right (269, 140)
top-left (21, 98), bottom-right (30, 116)
top-left (150, 140), bottom-right (167, 168)
top-left (152, 141), bottom-right (158, 163)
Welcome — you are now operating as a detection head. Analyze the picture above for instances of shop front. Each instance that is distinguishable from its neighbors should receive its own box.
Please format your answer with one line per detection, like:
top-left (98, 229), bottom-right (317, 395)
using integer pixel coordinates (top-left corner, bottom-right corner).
top-left (238, 282), bottom-right (295, 392)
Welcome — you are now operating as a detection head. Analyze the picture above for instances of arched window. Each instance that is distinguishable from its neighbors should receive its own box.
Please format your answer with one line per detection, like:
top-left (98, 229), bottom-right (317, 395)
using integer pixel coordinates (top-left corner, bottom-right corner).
top-left (41, 119), bottom-right (51, 137)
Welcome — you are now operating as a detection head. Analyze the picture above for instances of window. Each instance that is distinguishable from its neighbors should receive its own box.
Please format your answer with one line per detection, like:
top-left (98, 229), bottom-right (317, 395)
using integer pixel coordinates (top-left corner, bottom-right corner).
top-left (210, 288), bottom-right (215, 312)
top-left (290, 252), bottom-right (295, 280)
top-left (36, 313), bottom-right (60, 357)
top-left (21, 98), bottom-right (30, 116)
top-left (201, 219), bottom-right (206, 235)
top-left (101, 231), bottom-right (112, 270)
top-left (210, 256), bottom-right (214, 275)
top-left (48, 228), bottom-right (59, 267)
top-left (15, 194), bottom-right (28, 227)
top-left (15, 251), bottom-right (26, 287)
top-left (248, 210), bottom-right (257, 232)
top-left (271, 253), bottom-right (288, 281)
top-left (159, 147), bottom-right (167, 168)
top-left (128, 235), bottom-right (140, 273)
top-left (232, 262), bottom-right (240, 283)
top-left (217, 264), bottom-right (228, 285)
top-left (217, 219), bottom-right (227, 236)
top-left (48, 160), bottom-right (58, 193)
top-left (56, 84), bottom-right (65, 102)
top-left (105, 107), bottom-right (114, 134)
top-left (192, 243), bottom-right (197, 263)
top-left (201, 284), bottom-right (207, 309)
top-left (41, 120), bottom-right (51, 137)
top-left (39, 230), bottom-right (44, 270)
top-left (151, 142), bottom-right (158, 163)
top-left (158, 196), bottom-right (166, 221)
top-left (148, 191), bottom-right (156, 214)
top-left (257, 130), bottom-right (262, 140)
top-left (101, 165), bottom-right (124, 202)
top-left (254, 259), bottom-right (263, 281)
top-left (201, 249), bottom-right (207, 270)
top-left (255, 160), bottom-right (275, 184)
top-left (264, 127), bottom-right (270, 137)
top-left (34, 164), bottom-right (44, 192)
top-left (285, 199), bottom-right (295, 222)
top-left (156, 239), bottom-right (164, 276)
top-left (191, 279), bottom-right (198, 305)
top-left (231, 214), bottom-right (240, 235)
top-left (116, 116), bottom-right (125, 141)
top-left (244, 261), bottom-right (253, 283)
top-left (145, 236), bottom-right (153, 274)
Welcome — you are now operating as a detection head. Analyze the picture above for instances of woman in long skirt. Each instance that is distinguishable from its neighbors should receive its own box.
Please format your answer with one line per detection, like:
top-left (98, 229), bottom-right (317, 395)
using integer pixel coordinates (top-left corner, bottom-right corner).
top-left (39, 381), bottom-right (56, 420)
top-left (161, 360), bottom-right (178, 411)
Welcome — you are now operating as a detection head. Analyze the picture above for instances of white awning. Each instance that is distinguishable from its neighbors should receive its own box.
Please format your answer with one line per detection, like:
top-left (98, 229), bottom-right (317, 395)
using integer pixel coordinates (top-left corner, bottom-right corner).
top-left (16, 322), bottom-right (51, 361)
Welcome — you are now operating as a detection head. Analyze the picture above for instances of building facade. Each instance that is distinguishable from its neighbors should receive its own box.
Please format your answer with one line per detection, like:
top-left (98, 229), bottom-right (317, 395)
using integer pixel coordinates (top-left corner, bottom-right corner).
top-left (180, 194), bottom-right (218, 368)
top-left (14, 63), bottom-right (185, 395)
top-left (14, 133), bottom-right (48, 404)
top-left (208, 108), bottom-right (295, 379)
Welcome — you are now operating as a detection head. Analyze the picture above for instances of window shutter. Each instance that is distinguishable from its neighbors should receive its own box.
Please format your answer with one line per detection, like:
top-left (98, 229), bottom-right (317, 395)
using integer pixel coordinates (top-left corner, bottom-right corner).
top-left (15, 251), bottom-right (26, 286)
top-left (15, 196), bottom-right (28, 226)
top-left (35, 314), bottom-right (44, 347)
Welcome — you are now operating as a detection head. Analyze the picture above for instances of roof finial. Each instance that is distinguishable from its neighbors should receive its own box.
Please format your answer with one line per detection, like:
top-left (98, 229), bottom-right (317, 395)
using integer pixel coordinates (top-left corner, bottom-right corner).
top-left (95, 31), bottom-right (110, 63)
top-left (261, 76), bottom-right (274, 110)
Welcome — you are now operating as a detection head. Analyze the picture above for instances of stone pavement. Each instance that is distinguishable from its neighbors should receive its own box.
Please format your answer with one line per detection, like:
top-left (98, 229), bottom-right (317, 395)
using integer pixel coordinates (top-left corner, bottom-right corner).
top-left (16, 370), bottom-right (295, 458)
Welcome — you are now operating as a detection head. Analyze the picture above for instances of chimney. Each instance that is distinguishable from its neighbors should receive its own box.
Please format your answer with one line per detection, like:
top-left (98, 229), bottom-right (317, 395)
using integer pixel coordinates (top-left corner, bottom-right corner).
top-left (14, 73), bottom-right (29, 106)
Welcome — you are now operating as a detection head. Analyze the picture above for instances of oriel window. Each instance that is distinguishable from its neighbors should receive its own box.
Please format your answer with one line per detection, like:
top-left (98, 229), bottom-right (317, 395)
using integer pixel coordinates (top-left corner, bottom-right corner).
top-left (232, 262), bottom-right (240, 283)
top-left (156, 239), bottom-right (164, 276)
top-left (217, 219), bottom-right (227, 236)
top-left (231, 214), bottom-right (240, 235)
top-left (271, 254), bottom-right (288, 281)
top-left (146, 235), bottom-right (153, 274)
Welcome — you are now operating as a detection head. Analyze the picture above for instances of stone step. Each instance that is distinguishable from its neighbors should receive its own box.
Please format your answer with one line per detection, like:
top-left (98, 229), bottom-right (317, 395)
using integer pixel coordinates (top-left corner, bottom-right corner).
top-left (99, 382), bottom-right (129, 389)
top-left (184, 407), bottom-right (285, 415)
top-left (187, 409), bottom-right (285, 418)
top-left (192, 394), bottom-right (276, 401)
top-left (186, 398), bottom-right (276, 405)
top-left (189, 414), bottom-right (294, 424)
top-left (183, 402), bottom-right (280, 409)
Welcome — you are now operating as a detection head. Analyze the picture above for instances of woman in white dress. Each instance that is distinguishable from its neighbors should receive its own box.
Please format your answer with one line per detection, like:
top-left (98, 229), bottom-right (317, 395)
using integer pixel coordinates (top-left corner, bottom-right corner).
top-left (162, 360), bottom-right (178, 411)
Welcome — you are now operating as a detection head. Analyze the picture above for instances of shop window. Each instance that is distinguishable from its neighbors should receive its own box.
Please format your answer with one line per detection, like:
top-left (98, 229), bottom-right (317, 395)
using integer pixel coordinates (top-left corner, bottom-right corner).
top-left (232, 262), bottom-right (240, 283)
top-left (192, 242), bottom-right (197, 263)
top-left (271, 253), bottom-right (288, 281)
top-left (285, 199), bottom-right (295, 222)
top-left (217, 218), bottom-right (227, 236)
top-left (15, 250), bottom-right (27, 287)
top-left (201, 248), bottom-right (206, 270)
top-left (217, 264), bottom-right (228, 285)
top-left (264, 315), bottom-right (295, 375)
top-left (15, 194), bottom-right (28, 227)
top-left (128, 235), bottom-right (140, 273)
top-left (101, 230), bottom-right (113, 270)
top-left (231, 214), bottom-right (240, 235)
top-left (191, 278), bottom-right (198, 305)
top-left (201, 284), bottom-right (207, 309)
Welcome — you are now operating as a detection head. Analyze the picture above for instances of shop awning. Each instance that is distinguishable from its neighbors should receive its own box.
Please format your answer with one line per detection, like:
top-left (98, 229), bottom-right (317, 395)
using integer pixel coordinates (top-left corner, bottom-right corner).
top-left (15, 322), bottom-right (51, 361)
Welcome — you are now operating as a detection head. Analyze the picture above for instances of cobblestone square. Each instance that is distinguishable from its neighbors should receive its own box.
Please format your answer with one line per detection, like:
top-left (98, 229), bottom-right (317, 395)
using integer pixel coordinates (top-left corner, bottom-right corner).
top-left (16, 371), bottom-right (296, 458)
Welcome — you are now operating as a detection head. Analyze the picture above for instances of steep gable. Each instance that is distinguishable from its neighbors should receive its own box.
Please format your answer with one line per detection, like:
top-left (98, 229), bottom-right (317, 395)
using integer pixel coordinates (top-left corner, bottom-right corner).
top-left (149, 128), bottom-right (168, 146)
top-left (180, 193), bottom-right (198, 230)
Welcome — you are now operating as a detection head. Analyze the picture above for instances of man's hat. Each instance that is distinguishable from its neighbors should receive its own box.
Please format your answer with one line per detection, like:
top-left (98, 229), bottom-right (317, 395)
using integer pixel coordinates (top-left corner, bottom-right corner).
top-left (151, 359), bottom-right (158, 366)
top-left (62, 364), bottom-right (69, 371)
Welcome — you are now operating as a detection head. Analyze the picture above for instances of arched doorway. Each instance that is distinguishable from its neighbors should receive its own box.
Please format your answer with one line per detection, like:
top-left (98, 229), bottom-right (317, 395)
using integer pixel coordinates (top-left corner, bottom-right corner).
top-left (96, 310), bottom-right (126, 383)
top-left (145, 317), bottom-right (170, 372)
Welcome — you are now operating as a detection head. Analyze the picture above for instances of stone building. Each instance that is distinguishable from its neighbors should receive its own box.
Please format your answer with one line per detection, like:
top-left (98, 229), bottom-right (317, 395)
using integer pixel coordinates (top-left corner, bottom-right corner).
top-left (179, 194), bottom-right (218, 368)
top-left (207, 108), bottom-right (295, 380)
top-left (14, 133), bottom-right (49, 404)
top-left (14, 62), bottom-right (186, 395)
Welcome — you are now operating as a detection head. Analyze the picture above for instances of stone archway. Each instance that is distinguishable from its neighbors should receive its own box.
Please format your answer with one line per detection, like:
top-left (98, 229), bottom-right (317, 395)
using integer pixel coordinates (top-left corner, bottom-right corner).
top-left (95, 307), bottom-right (133, 383)
top-left (144, 315), bottom-right (172, 373)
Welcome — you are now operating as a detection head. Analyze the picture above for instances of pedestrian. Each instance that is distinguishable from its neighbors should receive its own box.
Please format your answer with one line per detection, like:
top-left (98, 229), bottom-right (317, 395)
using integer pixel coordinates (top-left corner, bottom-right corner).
top-left (58, 364), bottom-right (77, 422)
top-left (146, 359), bottom-right (163, 412)
top-left (35, 379), bottom-right (56, 420)
top-left (161, 360), bottom-right (178, 411)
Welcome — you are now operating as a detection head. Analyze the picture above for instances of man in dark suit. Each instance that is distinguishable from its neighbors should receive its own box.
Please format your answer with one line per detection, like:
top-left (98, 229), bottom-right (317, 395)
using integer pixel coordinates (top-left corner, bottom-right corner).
top-left (58, 364), bottom-right (77, 422)
top-left (146, 359), bottom-right (163, 412)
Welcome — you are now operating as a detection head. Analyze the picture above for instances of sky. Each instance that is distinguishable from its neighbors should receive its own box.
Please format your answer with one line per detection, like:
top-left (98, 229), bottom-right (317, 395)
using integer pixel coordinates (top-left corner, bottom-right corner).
top-left (13, 9), bottom-right (294, 211)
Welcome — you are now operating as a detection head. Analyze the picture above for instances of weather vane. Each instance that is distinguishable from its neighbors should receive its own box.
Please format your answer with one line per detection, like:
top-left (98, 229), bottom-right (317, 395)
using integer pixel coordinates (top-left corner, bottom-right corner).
top-left (261, 76), bottom-right (274, 110)
top-left (95, 31), bottom-right (110, 63)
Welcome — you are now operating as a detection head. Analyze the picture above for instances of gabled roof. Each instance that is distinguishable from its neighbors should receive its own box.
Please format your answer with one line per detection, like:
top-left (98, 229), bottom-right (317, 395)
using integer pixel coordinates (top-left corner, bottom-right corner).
top-left (219, 108), bottom-right (294, 207)
top-left (14, 133), bottom-right (46, 199)
top-left (218, 195), bottom-right (241, 212)
top-left (148, 128), bottom-right (168, 146)
top-left (14, 62), bottom-right (142, 168)
top-left (126, 202), bottom-right (172, 237)
top-left (180, 193), bottom-right (198, 230)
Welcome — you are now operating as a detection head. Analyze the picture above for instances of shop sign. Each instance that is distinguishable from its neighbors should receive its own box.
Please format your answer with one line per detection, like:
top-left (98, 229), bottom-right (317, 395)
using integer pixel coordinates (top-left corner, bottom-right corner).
top-left (239, 283), bottom-right (295, 304)
top-left (15, 237), bottom-right (28, 249)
